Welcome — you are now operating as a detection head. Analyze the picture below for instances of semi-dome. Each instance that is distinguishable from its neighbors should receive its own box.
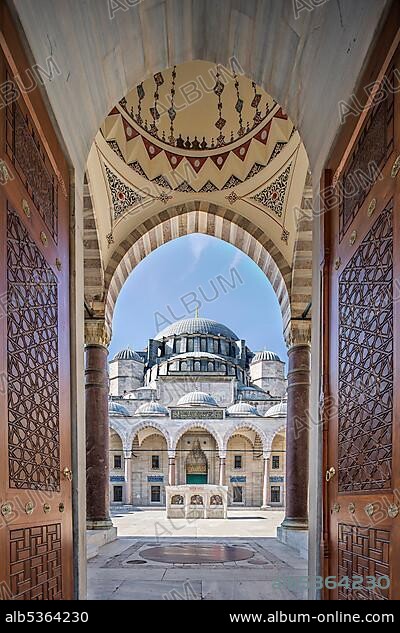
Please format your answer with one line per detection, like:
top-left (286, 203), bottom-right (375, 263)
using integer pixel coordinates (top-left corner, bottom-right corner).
top-left (108, 400), bottom-right (131, 416)
top-left (112, 348), bottom-right (143, 362)
top-left (265, 401), bottom-right (287, 417)
top-left (251, 350), bottom-right (281, 363)
top-left (135, 401), bottom-right (168, 416)
top-left (227, 402), bottom-right (260, 416)
top-left (176, 391), bottom-right (218, 407)
top-left (155, 317), bottom-right (238, 341)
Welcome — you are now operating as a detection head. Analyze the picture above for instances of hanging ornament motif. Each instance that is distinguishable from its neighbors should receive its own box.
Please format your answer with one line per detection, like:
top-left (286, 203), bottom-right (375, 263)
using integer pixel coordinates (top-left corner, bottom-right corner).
top-left (150, 71), bottom-right (164, 136)
top-left (251, 81), bottom-right (262, 126)
top-left (234, 72), bottom-right (245, 137)
top-left (136, 83), bottom-right (145, 126)
top-left (214, 66), bottom-right (226, 147)
top-left (168, 65), bottom-right (177, 145)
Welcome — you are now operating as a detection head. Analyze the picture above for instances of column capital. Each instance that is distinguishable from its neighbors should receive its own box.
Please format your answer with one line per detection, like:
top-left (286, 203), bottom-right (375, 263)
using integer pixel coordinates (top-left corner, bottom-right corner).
top-left (84, 318), bottom-right (111, 347)
top-left (284, 319), bottom-right (311, 348)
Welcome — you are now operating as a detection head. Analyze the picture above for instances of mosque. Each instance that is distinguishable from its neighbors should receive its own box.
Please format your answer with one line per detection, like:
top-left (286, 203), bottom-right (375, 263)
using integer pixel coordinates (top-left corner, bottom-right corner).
top-left (108, 315), bottom-right (287, 508)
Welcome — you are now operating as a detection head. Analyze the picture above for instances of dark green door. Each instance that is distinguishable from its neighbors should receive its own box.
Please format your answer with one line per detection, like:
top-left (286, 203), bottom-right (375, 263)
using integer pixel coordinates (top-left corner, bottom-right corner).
top-left (186, 474), bottom-right (207, 484)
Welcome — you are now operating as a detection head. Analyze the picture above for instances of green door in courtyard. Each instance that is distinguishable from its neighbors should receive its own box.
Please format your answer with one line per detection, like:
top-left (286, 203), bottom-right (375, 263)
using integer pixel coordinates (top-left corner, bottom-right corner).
top-left (186, 474), bottom-right (207, 484)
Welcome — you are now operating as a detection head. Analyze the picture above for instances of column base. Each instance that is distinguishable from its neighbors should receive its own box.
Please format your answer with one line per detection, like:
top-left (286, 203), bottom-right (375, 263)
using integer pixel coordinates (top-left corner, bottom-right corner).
top-left (87, 526), bottom-right (117, 560)
top-left (277, 525), bottom-right (308, 559)
top-left (280, 516), bottom-right (308, 530)
top-left (86, 518), bottom-right (114, 530)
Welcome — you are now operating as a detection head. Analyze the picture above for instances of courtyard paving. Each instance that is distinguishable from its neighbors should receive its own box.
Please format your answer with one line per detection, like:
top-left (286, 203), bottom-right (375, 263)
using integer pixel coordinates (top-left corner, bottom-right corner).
top-left (88, 509), bottom-right (308, 600)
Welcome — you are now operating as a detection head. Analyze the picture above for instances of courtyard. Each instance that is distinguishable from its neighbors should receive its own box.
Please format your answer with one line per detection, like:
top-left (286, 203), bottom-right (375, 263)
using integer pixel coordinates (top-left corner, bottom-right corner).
top-left (87, 509), bottom-right (307, 600)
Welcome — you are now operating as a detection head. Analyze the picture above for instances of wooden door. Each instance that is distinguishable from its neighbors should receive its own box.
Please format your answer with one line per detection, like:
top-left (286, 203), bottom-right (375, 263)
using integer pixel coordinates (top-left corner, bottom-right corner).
top-left (323, 31), bottom-right (400, 600)
top-left (0, 6), bottom-right (73, 599)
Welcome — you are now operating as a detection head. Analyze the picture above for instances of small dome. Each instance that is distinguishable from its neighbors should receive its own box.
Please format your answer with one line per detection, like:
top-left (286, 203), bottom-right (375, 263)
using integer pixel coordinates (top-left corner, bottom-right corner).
top-left (265, 401), bottom-right (287, 417)
top-left (251, 350), bottom-right (281, 363)
top-left (109, 400), bottom-right (131, 416)
top-left (135, 401), bottom-right (168, 416)
top-left (176, 391), bottom-right (218, 407)
top-left (227, 402), bottom-right (260, 416)
top-left (112, 348), bottom-right (143, 362)
top-left (155, 317), bottom-right (238, 341)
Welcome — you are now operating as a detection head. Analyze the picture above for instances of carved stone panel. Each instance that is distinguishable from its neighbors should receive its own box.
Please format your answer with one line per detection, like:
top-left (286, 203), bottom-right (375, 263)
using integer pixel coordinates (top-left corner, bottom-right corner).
top-left (7, 206), bottom-right (60, 491)
top-left (338, 524), bottom-right (390, 600)
top-left (9, 524), bottom-right (63, 599)
top-left (338, 202), bottom-right (393, 492)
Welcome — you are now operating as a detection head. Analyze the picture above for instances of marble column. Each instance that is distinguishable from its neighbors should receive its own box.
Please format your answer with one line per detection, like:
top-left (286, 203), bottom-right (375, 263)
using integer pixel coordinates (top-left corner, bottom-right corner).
top-left (262, 454), bottom-right (270, 508)
top-left (281, 323), bottom-right (311, 530)
top-left (85, 319), bottom-right (113, 529)
top-left (219, 456), bottom-right (226, 486)
top-left (124, 450), bottom-right (132, 505)
top-left (168, 456), bottom-right (176, 486)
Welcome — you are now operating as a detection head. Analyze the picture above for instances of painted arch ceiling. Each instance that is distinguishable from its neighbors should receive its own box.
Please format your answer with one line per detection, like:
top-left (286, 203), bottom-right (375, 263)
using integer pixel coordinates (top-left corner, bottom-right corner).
top-left (87, 61), bottom-right (309, 270)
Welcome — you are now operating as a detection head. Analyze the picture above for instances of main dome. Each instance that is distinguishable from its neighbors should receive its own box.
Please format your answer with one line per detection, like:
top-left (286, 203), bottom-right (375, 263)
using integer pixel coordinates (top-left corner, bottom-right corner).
top-left (155, 317), bottom-right (238, 341)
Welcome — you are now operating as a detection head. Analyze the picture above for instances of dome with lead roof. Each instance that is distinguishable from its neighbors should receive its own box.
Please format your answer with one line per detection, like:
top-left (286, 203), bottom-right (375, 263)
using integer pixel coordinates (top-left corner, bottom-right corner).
top-left (109, 400), bottom-right (131, 416)
top-left (251, 350), bottom-right (281, 363)
top-left (265, 401), bottom-right (287, 417)
top-left (227, 402), bottom-right (260, 416)
top-left (112, 348), bottom-right (143, 362)
top-left (176, 391), bottom-right (218, 407)
top-left (135, 401), bottom-right (169, 416)
top-left (155, 317), bottom-right (238, 341)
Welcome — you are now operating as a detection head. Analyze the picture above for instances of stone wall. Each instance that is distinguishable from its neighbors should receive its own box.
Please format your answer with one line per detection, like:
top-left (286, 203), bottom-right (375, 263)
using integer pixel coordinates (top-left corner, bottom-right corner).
top-left (226, 435), bottom-right (263, 506)
top-left (109, 358), bottom-right (144, 396)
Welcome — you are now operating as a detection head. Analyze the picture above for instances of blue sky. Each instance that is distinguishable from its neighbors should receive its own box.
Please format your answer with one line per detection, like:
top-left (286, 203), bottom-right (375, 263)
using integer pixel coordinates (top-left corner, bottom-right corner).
top-left (109, 234), bottom-right (288, 365)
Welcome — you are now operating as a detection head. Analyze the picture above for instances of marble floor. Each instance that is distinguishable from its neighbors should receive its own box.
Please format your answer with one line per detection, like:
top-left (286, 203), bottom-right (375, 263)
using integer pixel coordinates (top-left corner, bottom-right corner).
top-left (87, 509), bottom-right (308, 600)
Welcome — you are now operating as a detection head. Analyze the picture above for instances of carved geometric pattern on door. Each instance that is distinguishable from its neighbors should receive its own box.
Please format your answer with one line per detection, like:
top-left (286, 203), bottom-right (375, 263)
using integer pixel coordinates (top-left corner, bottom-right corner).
top-left (339, 75), bottom-right (394, 240)
top-left (7, 206), bottom-right (60, 491)
top-left (338, 524), bottom-right (390, 600)
top-left (5, 88), bottom-right (58, 242)
top-left (9, 524), bottom-right (63, 599)
top-left (338, 201), bottom-right (393, 492)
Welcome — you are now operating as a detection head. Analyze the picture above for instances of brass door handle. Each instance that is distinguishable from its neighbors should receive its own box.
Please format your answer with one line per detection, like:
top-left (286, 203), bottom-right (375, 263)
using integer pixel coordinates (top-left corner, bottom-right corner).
top-left (326, 466), bottom-right (336, 482)
top-left (62, 467), bottom-right (73, 481)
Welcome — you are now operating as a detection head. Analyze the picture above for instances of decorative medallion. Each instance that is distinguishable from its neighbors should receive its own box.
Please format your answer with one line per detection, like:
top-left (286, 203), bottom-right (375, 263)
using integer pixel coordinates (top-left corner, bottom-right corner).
top-left (332, 503), bottom-right (340, 513)
top-left (367, 198), bottom-right (376, 217)
top-left (25, 501), bottom-right (34, 515)
top-left (225, 191), bottom-right (239, 205)
top-left (365, 503), bottom-right (375, 517)
top-left (334, 257), bottom-right (341, 270)
top-left (22, 199), bottom-right (31, 218)
top-left (281, 228), bottom-right (290, 243)
top-left (349, 230), bottom-right (357, 245)
top-left (387, 503), bottom-right (399, 518)
top-left (391, 154), bottom-right (400, 178)
top-left (43, 503), bottom-right (51, 514)
top-left (348, 502), bottom-right (356, 514)
top-left (1, 502), bottom-right (12, 517)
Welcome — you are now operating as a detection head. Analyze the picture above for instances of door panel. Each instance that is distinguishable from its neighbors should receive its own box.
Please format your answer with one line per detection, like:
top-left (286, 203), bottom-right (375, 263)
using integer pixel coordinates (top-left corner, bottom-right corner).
top-left (0, 6), bottom-right (72, 600)
top-left (324, 47), bottom-right (400, 600)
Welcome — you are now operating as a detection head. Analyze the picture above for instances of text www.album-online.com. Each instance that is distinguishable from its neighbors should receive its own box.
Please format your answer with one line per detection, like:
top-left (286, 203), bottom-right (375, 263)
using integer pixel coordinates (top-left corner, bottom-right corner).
top-left (229, 612), bottom-right (395, 624)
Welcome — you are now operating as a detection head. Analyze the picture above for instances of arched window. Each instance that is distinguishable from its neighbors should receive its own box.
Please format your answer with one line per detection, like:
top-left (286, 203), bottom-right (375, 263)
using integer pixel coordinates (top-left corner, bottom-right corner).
top-left (208, 361), bottom-right (214, 372)
top-left (220, 363), bottom-right (226, 374)
top-left (187, 338), bottom-right (194, 352)
top-left (200, 338), bottom-right (207, 352)
top-left (174, 338), bottom-right (181, 353)
top-left (181, 361), bottom-right (187, 371)
top-left (194, 361), bottom-right (201, 372)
